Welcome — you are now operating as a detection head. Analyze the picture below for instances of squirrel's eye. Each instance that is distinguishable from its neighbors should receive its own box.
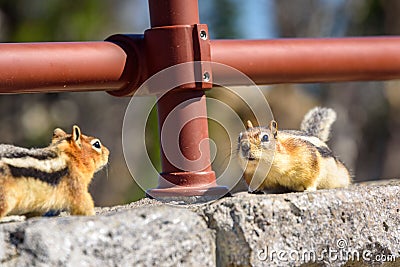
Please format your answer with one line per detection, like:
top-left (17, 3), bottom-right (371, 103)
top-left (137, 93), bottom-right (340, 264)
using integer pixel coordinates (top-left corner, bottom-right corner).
top-left (261, 134), bottom-right (269, 142)
top-left (92, 141), bottom-right (101, 149)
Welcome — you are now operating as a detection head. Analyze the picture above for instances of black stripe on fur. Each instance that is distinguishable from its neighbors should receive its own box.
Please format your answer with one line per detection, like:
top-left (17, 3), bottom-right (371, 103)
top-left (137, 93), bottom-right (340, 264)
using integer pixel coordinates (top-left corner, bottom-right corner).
top-left (0, 145), bottom-right (58, 160)
top-left (8, 165), bottom-right (68, 186)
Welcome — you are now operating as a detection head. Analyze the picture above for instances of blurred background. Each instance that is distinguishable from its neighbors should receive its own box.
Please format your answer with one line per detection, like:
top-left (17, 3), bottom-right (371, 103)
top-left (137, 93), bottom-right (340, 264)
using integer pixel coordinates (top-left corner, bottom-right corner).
top-left (0, 0), bottom-right (399, 206)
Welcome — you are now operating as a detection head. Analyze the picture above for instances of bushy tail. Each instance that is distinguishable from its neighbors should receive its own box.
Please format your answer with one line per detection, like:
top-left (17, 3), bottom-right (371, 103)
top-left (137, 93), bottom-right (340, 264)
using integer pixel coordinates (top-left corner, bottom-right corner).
top-left (300, 107), bottom-right (337, 142)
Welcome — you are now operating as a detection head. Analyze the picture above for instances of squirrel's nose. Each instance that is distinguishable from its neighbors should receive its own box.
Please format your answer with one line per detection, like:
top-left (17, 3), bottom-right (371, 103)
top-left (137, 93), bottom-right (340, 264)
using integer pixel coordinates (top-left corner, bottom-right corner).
top-left (241, 141), bottom-right (250, 155)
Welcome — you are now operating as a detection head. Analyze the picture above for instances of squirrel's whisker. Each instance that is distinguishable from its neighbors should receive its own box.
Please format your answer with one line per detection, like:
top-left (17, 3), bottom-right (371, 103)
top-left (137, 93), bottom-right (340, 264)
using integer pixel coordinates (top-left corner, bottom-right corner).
top-left (237, 107), bottom-right (351, 193)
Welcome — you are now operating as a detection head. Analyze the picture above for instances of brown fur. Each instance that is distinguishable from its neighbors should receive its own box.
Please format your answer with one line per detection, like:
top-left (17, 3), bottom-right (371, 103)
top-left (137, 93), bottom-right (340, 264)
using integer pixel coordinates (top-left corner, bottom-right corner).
top-left (238, 119), bottom-right (351, 192)
top-left (0, 126), bottom-right (109, 219)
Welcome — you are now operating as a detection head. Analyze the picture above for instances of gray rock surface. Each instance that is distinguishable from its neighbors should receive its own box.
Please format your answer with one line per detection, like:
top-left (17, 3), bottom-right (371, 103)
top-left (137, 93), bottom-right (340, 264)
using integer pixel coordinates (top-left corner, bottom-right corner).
top-left (196, 182), bottom-right (400, 266)
top-left (0, 180), bottom-right (399, 267)
top-left (0, 207), bottom-right (215, 267)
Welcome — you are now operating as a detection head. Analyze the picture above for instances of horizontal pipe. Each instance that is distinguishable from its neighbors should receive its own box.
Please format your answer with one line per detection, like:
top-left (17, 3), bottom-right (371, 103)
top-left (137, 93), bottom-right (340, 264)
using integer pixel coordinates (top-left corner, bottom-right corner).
top-left (211, 37), bottom-right (400, 84)
top-left (0, 42), bottom-right (129, 93)
top-left (1, 37), bottom-right (400, 94)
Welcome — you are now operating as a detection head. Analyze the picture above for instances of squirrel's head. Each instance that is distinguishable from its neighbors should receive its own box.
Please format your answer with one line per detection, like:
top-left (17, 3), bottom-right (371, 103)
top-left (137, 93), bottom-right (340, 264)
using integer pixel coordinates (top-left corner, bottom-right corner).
top-left (51, 125), bottom-right (109, 174)
top-left (238, 120), bottom-right (277, 162)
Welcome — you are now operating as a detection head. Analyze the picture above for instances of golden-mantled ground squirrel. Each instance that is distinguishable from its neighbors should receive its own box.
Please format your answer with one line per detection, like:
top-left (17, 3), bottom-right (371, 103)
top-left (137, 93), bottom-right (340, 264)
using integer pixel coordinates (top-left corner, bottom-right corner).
top-left (0, 126), bottom-right (109, 219)
top-left (238, 107), bottom-right (351, 192)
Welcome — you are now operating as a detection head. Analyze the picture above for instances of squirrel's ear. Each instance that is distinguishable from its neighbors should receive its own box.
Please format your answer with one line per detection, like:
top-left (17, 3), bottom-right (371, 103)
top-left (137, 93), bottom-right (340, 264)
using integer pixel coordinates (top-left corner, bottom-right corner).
top-left (247, 120), bottom-right (254, 129)
top-left (270, 120), bottom-right (278, 138)
top-left (72, 125), bottom-right (82, 147)
top-left (52, 128), bottom-right (66, 142)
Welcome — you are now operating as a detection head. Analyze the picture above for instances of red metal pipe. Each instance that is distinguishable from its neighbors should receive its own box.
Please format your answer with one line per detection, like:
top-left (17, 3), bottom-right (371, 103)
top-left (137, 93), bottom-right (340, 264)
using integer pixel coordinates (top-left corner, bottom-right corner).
top-left (148, 0), bottom-right (200, 27)
top-left (1, 37), bottom-right (400, 95)
top-left (145, 0), bottom-right (228, 199)
top-left (0, 42), bottom-right (131, 93)
top-left (211, 37), bottom-right (400, 85)
top-left (156, 91), bottom-right (213, 174)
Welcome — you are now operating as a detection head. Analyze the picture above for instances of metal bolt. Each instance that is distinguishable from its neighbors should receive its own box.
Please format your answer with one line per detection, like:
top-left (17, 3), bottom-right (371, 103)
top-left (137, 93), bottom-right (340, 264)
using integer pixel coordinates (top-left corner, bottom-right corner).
top-left (203, 71), bottom-right (210, 82)
top-left (200, 30), bottom-right (207, 40)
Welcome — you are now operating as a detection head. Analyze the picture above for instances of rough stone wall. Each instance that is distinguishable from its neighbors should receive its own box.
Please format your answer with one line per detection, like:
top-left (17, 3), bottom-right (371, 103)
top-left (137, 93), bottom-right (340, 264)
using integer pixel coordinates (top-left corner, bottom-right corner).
top-left (196, 182), bottom-right (399, 266)
top-left (0, 181), bottom-right (399, 267)
top-left (0, 207), bottom-right (215, 267)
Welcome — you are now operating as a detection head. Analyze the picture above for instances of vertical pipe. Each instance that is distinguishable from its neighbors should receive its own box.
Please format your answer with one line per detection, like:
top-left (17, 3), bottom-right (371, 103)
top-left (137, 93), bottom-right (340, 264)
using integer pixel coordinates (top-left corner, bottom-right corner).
top-left (156, 91), bottom-right (212, 175)
top-left (148, 0), bottom-right (200, 27)
top-left (146, 0), bottom-right (228, 199)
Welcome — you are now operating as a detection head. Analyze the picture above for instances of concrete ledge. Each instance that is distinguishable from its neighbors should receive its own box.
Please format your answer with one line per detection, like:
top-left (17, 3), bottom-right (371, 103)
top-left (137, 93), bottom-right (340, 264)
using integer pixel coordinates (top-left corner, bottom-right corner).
top-left (196, 181), bottom-right (400, 266)
top-left (1, 180), bottom-right (399, 266)
top-left (0, 207), bottom-right (215, 266)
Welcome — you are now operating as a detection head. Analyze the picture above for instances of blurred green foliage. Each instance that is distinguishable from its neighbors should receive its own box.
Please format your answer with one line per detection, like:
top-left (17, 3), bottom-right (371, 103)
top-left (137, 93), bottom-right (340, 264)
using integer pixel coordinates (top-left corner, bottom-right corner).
top-left (0, 0), bottom-right (112, 41)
